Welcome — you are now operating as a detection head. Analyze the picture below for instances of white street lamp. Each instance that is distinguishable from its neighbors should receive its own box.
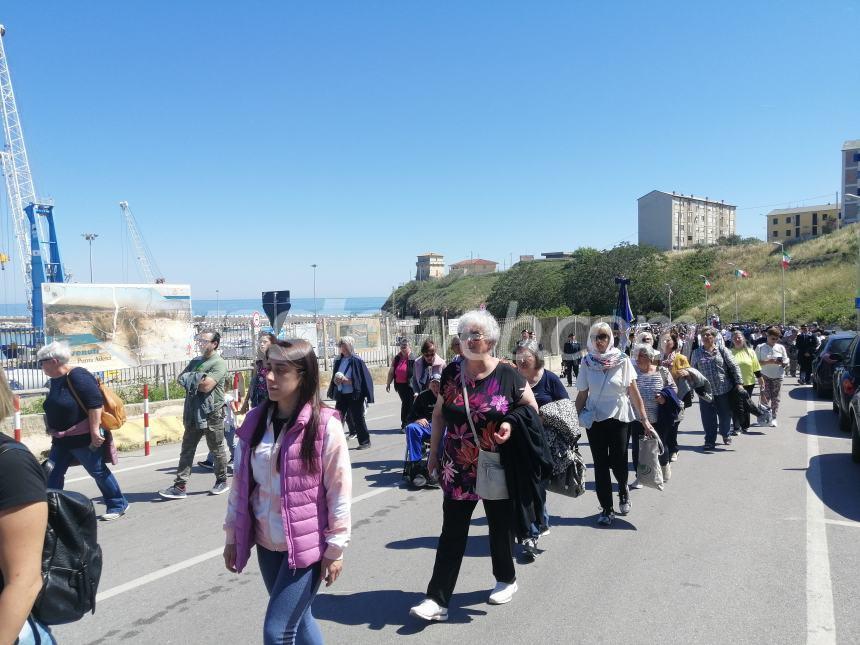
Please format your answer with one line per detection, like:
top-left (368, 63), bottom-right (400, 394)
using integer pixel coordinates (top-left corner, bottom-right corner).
top-left (81, 233), bottom-right (98, 283)
top-left (772, 241), bottom-right (786, 325)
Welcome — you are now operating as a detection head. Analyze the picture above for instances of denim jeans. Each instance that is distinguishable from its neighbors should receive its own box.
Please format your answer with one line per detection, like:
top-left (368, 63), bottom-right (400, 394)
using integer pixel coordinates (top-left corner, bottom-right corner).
top-left (256, 546), bottom-right (323, 645)
top-left (47, 441), bottom-right (128, 514)
top-left (17, 616), bottom-right (56, 645)
top-left (698, 392), bottom-right (733, 445)
top-left (405, 421), bottom-right (431, 462)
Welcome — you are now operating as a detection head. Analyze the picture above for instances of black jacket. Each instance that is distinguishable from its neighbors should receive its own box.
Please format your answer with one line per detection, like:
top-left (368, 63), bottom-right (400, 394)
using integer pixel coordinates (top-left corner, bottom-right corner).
top-left (406, 390), bottom-right (437, 424)
top-left (499, 406), bottom-right (553, 541)
top-left (327, 355), bottom-right (375, 404)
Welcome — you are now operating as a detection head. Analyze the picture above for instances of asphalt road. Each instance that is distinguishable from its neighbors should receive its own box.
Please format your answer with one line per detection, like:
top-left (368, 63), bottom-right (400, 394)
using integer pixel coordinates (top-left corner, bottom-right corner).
top-left (52, 377), bottom-right (860, 645)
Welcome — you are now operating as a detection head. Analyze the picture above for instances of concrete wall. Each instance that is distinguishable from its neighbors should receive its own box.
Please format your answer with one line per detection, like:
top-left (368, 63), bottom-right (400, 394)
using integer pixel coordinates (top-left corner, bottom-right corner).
top-left (637, 191), bottom-right (673, 250)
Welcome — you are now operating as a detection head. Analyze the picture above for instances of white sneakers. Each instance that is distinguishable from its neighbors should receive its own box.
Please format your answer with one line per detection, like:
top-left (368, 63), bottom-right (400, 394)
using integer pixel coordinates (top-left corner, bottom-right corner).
top-left (770, 418), bottom-right (778, 427)
top-left (410, 581), bottom-right (518, 621)
top-left (409, 598), bottom-right (448, 622)
top-left (629, 479), bottom-right (644, 490)
top-left (488, 581), bottom-right (518, 605)
top-left (662, 463), bottom-right (672, 481)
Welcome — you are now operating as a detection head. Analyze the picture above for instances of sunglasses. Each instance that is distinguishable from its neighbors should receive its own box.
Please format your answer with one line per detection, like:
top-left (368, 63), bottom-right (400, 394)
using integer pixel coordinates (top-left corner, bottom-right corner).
top-left (459, 331), bottom-right (485, 341)
top-left (595, 333), bottom-right (610, 341)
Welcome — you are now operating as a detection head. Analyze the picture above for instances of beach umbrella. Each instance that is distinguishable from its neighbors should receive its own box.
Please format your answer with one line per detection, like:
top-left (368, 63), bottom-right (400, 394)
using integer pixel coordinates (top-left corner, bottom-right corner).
top-left (614, 276), bottom-right (634, 352)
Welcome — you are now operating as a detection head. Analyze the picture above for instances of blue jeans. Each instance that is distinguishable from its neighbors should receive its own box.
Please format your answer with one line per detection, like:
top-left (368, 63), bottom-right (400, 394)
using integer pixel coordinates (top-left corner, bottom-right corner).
top-left (698, 392), bottom-right (733, 446)
top-left (17, 616), bottom-right (56, 644)
top-left (405, 421), bottom-right (431, 462)
top-left (256, 546), bottom-right (323, 645)
top-left (47, 441), bottom-right (128, 514)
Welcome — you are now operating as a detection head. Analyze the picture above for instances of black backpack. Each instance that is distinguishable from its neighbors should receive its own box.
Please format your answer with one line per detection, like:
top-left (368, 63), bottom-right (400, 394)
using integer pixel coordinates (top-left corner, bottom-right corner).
top-left (0, 442), bottom-right (103, 625)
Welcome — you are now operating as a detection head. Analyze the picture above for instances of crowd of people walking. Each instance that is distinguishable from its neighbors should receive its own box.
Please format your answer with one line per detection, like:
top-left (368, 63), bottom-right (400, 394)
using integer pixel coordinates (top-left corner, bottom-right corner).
top-left (1, 307), bottom-right (829, 643)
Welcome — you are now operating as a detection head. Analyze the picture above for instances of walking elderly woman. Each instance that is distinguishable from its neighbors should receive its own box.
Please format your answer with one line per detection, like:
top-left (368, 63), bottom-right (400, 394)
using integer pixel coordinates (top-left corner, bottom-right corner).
top-left (327, 336), bottom-right (374, 449)
top-left (630, 344), bottom-right (677, 486)
top-left (730, 330), bottom-right (766, 433)
top-left (688, 326), bottom-right (745, 450)
top-left (410, 310), bottom-right (539, 621)
top-left (575, 322), bottom-right (655, 526)
top-left (755, 326), bottom-right (789, 427)
top-left (385, 338), bottom-right (415, 430)
top-left (38, 341), bottom-right (129, 521)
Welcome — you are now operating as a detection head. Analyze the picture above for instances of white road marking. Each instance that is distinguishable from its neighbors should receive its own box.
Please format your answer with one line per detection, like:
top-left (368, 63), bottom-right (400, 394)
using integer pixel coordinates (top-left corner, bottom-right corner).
top-left (365, 413), bottom-right (397, 422)
top-left (805, 391), bottom-right (837, 644)
top-left (95, 483), bottom-right (400, 603)
top-left (66, 452), bottom-right (208, 483)
top-left (823, 518), bottom-right (860, 529)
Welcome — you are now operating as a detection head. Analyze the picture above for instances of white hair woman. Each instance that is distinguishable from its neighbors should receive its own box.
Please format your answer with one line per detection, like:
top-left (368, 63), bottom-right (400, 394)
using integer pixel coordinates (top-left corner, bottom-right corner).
top-left (37, 341), bottom-right (129, 520)
top-left (411, 309), bottom-right (538, 621)
top-left (630, 343), bottom-right (677, 485)
top-left (575, 322), bottom-right (656, 526)
top-left (326, 336), bottom-right (374, 449)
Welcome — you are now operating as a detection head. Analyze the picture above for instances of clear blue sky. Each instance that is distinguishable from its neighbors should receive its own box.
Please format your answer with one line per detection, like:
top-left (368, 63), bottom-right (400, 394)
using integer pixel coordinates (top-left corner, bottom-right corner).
top-left (0, 1), bottom-right (855, 303)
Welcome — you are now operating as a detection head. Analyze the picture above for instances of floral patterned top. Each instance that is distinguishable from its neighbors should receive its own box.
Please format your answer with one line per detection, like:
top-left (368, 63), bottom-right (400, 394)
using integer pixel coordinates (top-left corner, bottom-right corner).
top-left (250, 364), bottom-right (270, 408)
top-left (439, 360), bottom-right (527, 501)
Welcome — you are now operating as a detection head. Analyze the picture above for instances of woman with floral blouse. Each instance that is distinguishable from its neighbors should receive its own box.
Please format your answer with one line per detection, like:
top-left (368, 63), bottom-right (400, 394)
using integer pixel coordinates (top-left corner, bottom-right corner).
top-left (410, 310), bottom-right (538, 622)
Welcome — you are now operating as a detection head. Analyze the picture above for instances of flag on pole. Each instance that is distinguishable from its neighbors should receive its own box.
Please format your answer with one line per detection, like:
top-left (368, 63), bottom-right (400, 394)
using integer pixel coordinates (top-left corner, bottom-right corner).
top-left (781, 252), bottom-right (791, 269)
top-left (703, 278), bottom-right (712, 289)
top-left (734, 268), bottom-right (749, 278)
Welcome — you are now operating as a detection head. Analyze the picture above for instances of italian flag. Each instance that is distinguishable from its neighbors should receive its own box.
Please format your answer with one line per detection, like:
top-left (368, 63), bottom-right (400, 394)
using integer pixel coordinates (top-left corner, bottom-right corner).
top-left (734, 268), bottom-right (749, 278)
top-left (703, 278), bottom-right (712, 289)
top-left (781, 252), bottom-right (791, 269)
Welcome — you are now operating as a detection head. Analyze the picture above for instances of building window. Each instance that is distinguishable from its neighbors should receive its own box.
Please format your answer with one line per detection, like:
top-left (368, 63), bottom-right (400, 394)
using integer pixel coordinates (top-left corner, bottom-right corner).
top-left (812, 225), bottom-right (818, 235)
top-left (812, 213), bottom-right (818, 224)
top-left (786, 230), bottom-right (791, 237)
top-left (822, 213), bottom-right (828, 220)
top-left (795, 228), bottom-right (800, 238)
top-left (772, 230), bottom-right (778, 237)
top-left (687, 235), bottom-right (693, 241)
top-left (772, 218), bottom-right (778, 225)
top-left (786, 217), bottom-right (791, 224)
top-left (854, 152), bottom-right (860, 162)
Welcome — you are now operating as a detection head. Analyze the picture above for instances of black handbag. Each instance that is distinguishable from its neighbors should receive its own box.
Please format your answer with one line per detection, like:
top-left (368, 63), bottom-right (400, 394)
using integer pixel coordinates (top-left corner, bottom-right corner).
top-left (546, 447), bottom-right (586, 498)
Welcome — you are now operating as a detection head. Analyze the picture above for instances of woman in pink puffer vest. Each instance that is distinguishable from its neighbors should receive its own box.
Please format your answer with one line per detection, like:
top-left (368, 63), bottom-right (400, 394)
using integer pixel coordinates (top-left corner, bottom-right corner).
top-left (223, 339), bottom-right (352, 644)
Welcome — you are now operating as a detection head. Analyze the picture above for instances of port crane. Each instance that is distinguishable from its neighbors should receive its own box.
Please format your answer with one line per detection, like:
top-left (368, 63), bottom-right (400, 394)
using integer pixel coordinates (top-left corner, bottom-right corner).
top-left (119, 201), bottom-right (164, 283)
top-left (0, 24), bottom-right (65, 328)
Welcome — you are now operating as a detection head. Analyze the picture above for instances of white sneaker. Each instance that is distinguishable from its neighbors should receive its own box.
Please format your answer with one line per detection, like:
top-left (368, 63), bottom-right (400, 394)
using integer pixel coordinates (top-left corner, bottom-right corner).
top-left (629, 479), bottom-right (643, 490)
top-left (409, 598), bottom-right (448, 622)
top-left (770, 419), bottom-right (778, 427)
top-left (488, 581), bottom-right (518, 605)
top-left (670, 452), bottom-right (679, 463)
top-left (661, 464), bottom-right (671, 481)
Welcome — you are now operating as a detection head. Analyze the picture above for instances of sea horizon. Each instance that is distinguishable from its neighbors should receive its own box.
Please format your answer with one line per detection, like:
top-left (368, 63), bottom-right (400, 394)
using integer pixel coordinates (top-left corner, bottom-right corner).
top-left (0, 296), bottom-right (388, 319)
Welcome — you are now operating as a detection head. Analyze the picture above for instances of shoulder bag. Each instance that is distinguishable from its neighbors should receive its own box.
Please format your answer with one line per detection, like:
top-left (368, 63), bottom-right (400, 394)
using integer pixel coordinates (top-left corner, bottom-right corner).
top-left (461, 370), bottom-right (509, 500)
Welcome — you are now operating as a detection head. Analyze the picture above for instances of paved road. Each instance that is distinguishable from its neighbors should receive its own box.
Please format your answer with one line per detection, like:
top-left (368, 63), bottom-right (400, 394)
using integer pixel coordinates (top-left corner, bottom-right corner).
top-left (52, 377), bottom-right (859, 644)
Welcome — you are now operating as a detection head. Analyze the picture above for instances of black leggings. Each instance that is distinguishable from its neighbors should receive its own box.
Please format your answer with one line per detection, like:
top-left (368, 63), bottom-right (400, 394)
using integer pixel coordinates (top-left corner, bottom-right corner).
top-left (394, 383), bottom-right (414, 427)
top-left (732, 384), bottom-right (756, 431)
top-left (586, 419), bottom-right (629, 512)
top-left (336, 396), bottom-right (370, 445)
top-left (425, 497), bottom-right (515, 608)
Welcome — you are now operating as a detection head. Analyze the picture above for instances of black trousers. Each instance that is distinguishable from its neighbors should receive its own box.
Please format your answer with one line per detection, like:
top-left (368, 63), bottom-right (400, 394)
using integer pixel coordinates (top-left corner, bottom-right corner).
top-left (562, 361), bottom-right (579, 386)
top-left (426, 497), bottom-right (516, 608)
top-left (586, 419), bottom-right (629, 512)
top-left (799, 355), bottom-right (813, 381)
top-left (336, 396), bottom-right (370, 445)
top-left (732, 384), bottom-right (756, 430)
top-left (394, 383), bottom-right (414, 427)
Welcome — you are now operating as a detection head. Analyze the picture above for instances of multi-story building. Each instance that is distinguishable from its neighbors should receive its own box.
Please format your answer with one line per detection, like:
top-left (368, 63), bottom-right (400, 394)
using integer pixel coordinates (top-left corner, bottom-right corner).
top-left (638, 190), bottom-right (736, 251)
top-left (842, 139), bottom-right (860, 224)
top-left (766, 203), bottom-right (841, 242)
top-left (449, 258), bottom-right (498, 276)
top-left (415, 253), bottom-right (445, 281)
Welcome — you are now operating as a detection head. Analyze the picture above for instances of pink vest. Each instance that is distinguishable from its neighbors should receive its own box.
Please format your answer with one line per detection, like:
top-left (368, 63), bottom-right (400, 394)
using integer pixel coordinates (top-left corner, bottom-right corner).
top-left (232, 402), bottom-right (338, 572)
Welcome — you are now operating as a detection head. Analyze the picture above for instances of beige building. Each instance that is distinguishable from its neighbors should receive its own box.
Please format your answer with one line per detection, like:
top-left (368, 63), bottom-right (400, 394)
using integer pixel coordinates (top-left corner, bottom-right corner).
top-left (638, 190), bottom-right (736, 251)
top-left (449, 258), bottom-right (498, 276)
top-left (415, 253), bottom-right (445, 281)
top-left (843, 139), bottom-right (860, 224)
top-left (766, 204), bottom-right (841, 242)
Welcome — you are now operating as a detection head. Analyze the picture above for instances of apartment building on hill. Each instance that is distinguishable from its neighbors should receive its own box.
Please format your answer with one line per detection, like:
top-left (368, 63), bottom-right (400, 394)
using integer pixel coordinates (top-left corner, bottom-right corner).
top-left (638, 190), bottom-right (736, 251)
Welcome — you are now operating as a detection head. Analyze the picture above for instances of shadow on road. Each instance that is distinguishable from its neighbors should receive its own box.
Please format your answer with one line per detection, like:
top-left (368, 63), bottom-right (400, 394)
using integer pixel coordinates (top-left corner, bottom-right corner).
top-left (807, 453), bottom-right (860, 521)
top-left (386, 535), bottom-right (490, 558)
top-left (315, 588), bottom-right (489, 632)
top-left (351, 459), bottom-right (406, 488)
top-left (796, 408), bottom-right (845, 439)
top-left (788, 386), bottom-right (816, 401)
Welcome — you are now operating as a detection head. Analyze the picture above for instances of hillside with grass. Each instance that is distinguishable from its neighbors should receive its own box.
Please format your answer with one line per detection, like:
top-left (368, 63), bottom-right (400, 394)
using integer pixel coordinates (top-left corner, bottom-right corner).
top-left (384, 225), bottom-right (858, 327)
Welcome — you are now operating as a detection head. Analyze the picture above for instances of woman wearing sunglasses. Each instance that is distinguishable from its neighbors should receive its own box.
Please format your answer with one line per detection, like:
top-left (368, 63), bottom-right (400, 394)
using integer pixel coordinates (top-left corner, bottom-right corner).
top-left (575, 322), bottom-right (655, 527)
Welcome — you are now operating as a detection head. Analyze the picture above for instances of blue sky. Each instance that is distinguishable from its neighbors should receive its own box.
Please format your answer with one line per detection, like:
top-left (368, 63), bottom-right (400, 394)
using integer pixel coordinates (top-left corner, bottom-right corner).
top-left (0, 1), bottom-right (856, 303)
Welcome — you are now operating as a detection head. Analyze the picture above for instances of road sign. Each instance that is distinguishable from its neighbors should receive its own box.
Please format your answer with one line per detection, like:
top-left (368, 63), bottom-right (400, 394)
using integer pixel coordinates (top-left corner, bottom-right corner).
top-left (252, 311), bottom-right (261, 329)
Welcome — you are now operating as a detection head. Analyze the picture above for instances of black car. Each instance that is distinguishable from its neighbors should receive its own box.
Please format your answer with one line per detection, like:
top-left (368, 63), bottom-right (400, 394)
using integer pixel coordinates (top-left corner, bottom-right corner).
top-left (813, 331), bottom-right (857, 397)
top-left (831, 336), bottom-right (860, 463)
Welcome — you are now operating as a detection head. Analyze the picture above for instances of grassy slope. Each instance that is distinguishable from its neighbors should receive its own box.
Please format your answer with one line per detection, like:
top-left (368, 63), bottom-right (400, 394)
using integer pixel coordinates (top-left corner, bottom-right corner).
top-left (675, 224), bottom-right (858, 327)
top-left (383, 272), bottom-right (501, 317)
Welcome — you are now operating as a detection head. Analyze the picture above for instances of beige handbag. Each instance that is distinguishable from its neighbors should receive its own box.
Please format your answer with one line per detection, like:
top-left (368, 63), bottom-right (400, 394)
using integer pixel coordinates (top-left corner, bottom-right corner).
top-left (461, 371), bottom-right (509, 500)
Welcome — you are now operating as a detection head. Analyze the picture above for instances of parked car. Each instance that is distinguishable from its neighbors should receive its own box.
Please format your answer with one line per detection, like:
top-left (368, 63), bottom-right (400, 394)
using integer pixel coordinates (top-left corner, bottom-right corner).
top-left (812, 331), bottom-right (857, 398)
top-left (830, 336), bottom-right (860, 463)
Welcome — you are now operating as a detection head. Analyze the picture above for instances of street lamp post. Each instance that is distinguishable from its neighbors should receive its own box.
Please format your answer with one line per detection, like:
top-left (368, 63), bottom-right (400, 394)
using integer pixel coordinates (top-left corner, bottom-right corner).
top-left (81, 233), bottom-right (98, 283)
top-left (845, 193), bottom-right (860, 330)
top-left (772, 241), bottom-right (786, 326)
top-left (698, 275), bottom-right (709, 323)
top-left (215, 289), bottom-right (220, 322)
top-left (311, 264), bottom-right (318, 319)
top-left (726, 262), bottom-right (740, 323)
top-left (664, 283), bottom-right (673, 325)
